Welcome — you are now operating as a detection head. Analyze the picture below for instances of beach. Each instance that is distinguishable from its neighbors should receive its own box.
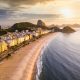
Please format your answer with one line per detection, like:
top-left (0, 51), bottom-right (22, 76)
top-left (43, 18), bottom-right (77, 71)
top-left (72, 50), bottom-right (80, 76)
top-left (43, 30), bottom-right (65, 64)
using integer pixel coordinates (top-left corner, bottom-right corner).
top-left (0, 33), bottom-right (56, 80)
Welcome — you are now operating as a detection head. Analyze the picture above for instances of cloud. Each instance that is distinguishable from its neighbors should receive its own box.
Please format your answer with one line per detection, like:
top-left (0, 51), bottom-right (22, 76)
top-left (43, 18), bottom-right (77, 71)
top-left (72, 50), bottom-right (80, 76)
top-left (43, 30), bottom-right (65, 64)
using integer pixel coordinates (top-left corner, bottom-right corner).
top-left (0, 0), bottom-right (55, 19)
top-left (0, 9), bottom-right (10, 19)
top-left (0, 0), bottom-right (53, 8)
top-left (0, 0), bottom-right (53, 18)
top-left (0, 0), bottom-right (58, 25)
top-left (0, 7), bottom-right (16, 19)
top-left (19, 13), bottom-right (59, 19)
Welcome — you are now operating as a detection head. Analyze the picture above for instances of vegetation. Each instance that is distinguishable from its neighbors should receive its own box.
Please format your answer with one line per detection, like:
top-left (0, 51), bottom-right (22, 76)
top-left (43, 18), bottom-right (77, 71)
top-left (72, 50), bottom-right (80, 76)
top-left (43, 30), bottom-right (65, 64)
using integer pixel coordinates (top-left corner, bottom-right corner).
top-left (8, 21), bottom-right (49, 32)
top-left (0, 21), bottom-right (49, 36)
top-left (8, 22), bottom-right (37, 32)
top-left (0, 29), bottom-right (7, 36)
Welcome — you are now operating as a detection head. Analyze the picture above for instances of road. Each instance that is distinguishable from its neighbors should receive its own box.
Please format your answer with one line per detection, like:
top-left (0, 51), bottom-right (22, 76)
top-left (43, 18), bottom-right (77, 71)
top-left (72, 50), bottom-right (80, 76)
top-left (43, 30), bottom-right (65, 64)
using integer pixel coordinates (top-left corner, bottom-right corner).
top-left (0, 33), bottom-right (56, 80)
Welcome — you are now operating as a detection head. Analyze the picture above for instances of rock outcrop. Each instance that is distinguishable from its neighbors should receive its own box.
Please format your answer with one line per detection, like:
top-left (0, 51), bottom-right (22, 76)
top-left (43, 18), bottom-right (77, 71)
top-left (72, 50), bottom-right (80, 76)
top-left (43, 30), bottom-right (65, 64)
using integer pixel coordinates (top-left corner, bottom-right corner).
top-left (62, 26), bottom-right (75, 33)
top-left (37, 20), bottom-right (46, 27)
top-left (52, 26), bottom-right (61, 32)
top-left (37, 20), bottom-right (48, 29)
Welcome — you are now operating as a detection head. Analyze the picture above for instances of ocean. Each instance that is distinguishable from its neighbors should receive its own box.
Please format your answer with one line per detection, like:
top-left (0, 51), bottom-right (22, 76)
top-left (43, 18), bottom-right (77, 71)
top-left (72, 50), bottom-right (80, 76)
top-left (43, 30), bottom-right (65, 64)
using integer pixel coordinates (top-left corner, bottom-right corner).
top-left (36, 29), bottom-right (80, 80)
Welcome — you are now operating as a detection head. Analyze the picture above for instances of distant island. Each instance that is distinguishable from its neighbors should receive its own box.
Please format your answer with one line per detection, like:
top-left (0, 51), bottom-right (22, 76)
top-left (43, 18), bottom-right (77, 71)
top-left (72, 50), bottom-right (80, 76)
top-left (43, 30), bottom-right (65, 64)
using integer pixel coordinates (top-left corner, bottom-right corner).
top-left (62, 26), bottom-right (75, 33)
top-left (51, 26), bottom-right (75, 33)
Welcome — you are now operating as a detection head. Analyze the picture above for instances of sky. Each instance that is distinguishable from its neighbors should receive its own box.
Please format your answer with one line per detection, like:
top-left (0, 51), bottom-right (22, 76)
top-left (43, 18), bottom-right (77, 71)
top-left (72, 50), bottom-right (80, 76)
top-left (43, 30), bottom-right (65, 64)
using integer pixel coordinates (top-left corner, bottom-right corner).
top-left (0, 0), bottom-right (80, 26)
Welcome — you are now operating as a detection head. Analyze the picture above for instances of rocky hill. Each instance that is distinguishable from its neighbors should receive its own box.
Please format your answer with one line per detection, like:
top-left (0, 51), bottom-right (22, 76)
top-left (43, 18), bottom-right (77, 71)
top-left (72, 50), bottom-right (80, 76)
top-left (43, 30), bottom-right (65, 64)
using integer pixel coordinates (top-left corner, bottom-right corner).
top-left (37, 20), bottom-right (48, 29)
top-left (37, 20), bottom-right (46, 27)
top-left (52, 26), bottom-right (61, 32)
top-left (62, 26), bottom-right (75, 33)
top-left (9, 22), bottom-right (37, 32)
top-left (8, 20), bottom-right (48, 32)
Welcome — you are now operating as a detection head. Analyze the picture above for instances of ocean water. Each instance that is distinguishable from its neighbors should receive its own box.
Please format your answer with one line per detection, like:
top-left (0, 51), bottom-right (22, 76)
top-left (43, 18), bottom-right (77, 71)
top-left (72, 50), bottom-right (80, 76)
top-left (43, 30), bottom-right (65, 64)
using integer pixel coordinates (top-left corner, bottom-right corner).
top-left (36, 30), bottom-right (80, 80)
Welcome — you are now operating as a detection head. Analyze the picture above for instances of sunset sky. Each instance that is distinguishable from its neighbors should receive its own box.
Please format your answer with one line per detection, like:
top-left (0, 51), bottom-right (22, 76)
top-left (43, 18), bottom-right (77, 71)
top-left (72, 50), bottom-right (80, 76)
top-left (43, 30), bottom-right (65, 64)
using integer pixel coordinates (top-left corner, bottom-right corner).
top-left (0, 0), bottom-right (80, 26)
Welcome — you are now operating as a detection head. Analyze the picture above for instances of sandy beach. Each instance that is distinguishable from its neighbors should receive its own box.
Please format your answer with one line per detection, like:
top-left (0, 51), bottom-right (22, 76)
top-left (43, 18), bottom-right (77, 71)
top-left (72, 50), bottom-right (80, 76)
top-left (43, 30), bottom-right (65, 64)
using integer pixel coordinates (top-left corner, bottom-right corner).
top-left (0, 33), bottom-right (56, 80)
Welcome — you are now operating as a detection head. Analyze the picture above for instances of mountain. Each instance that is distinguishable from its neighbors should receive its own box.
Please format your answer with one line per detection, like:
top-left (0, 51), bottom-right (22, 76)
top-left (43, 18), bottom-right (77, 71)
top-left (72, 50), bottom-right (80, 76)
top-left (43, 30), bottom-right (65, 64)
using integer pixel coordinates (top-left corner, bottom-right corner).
top-left (37, 20), bottom-right (48, 29)
top-left (37, 20), bottom-right (46, 27)
top-left (8, 22), bottom-right (37, 32)
top-left (8, 20), bottom-right (48, 32)
top-left (0, 20), bottom-right (49, 35)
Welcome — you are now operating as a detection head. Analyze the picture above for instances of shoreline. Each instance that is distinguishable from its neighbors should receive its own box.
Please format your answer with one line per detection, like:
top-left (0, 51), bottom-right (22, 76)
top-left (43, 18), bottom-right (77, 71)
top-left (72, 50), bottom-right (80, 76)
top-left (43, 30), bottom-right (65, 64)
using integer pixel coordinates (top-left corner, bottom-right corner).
top-left (0, 33), bottom-right (56, 80)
